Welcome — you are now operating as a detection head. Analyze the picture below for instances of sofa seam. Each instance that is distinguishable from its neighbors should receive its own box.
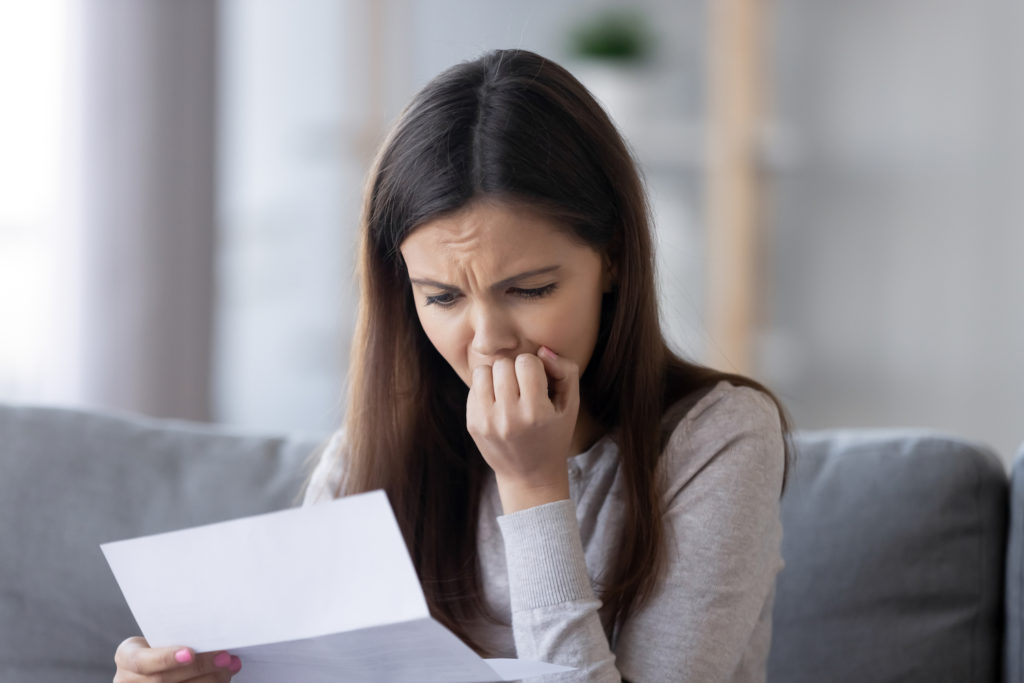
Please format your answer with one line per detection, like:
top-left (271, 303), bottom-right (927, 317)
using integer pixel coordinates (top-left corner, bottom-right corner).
top-left (1011, 467), bottom-right (1023, 681)
top-left (971, 447), bottom-right (988, 683)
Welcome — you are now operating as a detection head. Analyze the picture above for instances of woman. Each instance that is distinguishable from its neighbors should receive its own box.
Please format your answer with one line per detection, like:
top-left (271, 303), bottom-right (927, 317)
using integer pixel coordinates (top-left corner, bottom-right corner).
top-left (115, 48), bottom-right (790, 682)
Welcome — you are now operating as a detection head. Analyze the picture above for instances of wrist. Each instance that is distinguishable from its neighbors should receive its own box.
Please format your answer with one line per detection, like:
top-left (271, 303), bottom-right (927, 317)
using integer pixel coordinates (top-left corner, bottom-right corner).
top-left (495, 475), bottom-right (570, 514)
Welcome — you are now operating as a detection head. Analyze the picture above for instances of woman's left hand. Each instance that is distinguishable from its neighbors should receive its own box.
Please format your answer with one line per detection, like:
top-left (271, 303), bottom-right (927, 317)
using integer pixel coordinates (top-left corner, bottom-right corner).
top-left (466, 346), bottom-right (580, 513)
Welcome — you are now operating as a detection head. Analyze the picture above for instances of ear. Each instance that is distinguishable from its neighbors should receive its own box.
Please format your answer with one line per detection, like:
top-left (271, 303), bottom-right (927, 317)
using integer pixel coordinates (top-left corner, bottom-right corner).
top-left (601, 252), bottom-right (616, 293)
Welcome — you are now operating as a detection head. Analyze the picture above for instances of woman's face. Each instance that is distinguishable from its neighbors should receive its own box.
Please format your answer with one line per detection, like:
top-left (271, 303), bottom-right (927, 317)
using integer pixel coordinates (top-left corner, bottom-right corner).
top-left (400, 200), bottom-right (612, 389)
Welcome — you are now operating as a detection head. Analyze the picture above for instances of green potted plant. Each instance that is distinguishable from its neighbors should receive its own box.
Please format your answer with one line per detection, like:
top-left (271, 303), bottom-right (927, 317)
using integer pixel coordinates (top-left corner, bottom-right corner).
top-left (569, 9), bottom-right (652, 63)
top-left (565, 9), bottom-right (655, 133)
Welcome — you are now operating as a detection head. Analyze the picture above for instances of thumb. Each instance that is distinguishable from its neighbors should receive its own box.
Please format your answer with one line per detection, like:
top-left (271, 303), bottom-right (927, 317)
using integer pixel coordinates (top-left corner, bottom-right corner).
top-left (537, 346), bottom-right (580, 413)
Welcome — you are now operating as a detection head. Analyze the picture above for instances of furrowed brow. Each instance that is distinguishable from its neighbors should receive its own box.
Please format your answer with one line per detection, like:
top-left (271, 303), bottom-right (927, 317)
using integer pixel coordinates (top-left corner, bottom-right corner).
top-left (408, 277), bottom-right (457, 290)
top-left (409, 265), bottom-right (560, 291)
top-left (491, 265), bottom-right (560, 290)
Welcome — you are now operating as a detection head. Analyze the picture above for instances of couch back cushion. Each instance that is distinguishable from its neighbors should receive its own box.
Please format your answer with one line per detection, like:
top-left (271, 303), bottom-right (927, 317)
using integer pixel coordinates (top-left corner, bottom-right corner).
top-left (0, 404), bottom-right (322, 683)
top-left (768, 430), bottom-right (1007, 683)
top-left (3, 407), bottom-right (1012, 682)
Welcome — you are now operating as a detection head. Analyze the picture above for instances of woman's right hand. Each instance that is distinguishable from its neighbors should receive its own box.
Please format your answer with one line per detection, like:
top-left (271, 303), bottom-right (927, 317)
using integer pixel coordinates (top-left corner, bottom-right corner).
top-left (114, 636), bottom-right (242, 682)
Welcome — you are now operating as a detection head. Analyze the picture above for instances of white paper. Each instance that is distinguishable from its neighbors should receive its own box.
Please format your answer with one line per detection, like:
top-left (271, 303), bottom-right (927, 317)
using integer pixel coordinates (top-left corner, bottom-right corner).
top-left (101, 490), bottom-right (573, 682)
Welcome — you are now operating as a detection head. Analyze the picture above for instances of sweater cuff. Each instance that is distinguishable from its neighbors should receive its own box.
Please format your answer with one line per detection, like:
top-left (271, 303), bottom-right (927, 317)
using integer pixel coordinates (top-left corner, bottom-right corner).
top-left (497, 499), bottom-right (595, 613)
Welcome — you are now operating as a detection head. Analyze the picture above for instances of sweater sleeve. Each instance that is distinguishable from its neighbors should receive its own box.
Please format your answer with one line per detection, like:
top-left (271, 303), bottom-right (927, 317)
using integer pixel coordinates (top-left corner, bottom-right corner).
top-left (302, 429), bottom-right (346, 506)
top-left (498, 499), bottom-right (619, 681)
top-left (497, 384), bottom-right (785, 683)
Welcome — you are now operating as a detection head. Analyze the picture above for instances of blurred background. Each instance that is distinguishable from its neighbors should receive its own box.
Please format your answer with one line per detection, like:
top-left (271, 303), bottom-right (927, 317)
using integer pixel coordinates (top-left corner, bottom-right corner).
top-left (1, 0), bottom-right (1021, 462)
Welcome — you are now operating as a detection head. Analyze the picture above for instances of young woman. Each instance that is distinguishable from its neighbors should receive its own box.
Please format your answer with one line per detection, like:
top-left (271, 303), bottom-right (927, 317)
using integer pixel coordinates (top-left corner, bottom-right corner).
top-left (114, 48), bottom-right (790, 683)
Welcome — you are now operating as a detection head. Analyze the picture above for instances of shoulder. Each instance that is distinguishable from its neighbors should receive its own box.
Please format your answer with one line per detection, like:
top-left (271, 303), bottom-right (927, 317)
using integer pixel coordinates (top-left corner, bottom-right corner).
top-left (658, 381), bottom-right (785, 501)
top-left (302, 429), bottom-right (347, 506)
top-left (671, 380), bottom-right (782, 441)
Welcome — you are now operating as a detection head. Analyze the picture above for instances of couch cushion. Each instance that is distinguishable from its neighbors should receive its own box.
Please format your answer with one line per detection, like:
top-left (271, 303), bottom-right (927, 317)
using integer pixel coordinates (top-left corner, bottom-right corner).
top-left (1006, 441), bottom-right (1024, 682)
top-left (768, 430), bottom-right (1007, 683)
top-left (0, 403), bottom-right (324, 683)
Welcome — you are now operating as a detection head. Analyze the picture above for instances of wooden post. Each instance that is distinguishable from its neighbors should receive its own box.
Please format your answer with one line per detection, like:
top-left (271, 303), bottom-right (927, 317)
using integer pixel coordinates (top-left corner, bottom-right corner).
top-left (705, 0), bottom-right (766, 374)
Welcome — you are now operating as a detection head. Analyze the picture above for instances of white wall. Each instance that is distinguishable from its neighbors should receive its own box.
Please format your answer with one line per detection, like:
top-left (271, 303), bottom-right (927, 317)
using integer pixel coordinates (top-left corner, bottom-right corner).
top-left (766, 0), bottom-right (1024, 461)
top-left (212, 0), bottom-right (1024, 463)
top-left (213, 0), bottom-right (707, 432)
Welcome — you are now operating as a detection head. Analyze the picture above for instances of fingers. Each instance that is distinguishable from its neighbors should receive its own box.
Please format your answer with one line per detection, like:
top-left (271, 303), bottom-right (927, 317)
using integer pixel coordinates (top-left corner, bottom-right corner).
top-left (175, 651), bottom-right (240, 682)
top-left (472, 352), bottom-right (573, 410)
top-left (537, 346), bottom-right (579, 412)
top-left (514, 353), bottom-right (548, 405)
top-left (115, 637), bottom-right (188, 676)
top-left (491, 358), bottom-right (519, 404)
top-left (114, 636), bottom-right (240, 682)
top-left (470, 364), bottom-right (494, 407)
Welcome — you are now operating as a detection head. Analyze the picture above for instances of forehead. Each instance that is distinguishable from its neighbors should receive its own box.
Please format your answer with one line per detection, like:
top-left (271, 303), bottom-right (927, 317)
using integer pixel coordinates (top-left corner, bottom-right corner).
top-left (400, 200), bottom-right (578, 268)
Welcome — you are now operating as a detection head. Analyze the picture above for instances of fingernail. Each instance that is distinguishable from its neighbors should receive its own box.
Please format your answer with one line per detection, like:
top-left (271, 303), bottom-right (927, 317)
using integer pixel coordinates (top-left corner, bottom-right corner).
top-left (174, 648), bottom-right (193, 664)
top-left (230, 655), bottom-right (242, 673)
top-left (214, 651), bottom-right (232, 668)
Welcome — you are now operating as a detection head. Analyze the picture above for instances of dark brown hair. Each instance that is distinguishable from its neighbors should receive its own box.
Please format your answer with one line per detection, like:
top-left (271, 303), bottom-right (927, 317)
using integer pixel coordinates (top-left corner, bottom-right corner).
top-left (333, 49), bottom-right (791, 653)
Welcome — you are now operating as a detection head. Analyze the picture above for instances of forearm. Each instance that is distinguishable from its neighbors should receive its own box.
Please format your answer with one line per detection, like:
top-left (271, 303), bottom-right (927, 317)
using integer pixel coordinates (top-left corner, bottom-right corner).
top-left (498, 500), bottom-right (621, 682)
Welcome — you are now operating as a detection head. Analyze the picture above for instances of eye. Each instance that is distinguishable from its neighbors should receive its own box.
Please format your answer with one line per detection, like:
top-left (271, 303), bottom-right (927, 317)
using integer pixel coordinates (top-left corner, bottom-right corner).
top-left (509, 283), bottom-right (558, 299)
top-left (424, 291), bottom-right (460, 308)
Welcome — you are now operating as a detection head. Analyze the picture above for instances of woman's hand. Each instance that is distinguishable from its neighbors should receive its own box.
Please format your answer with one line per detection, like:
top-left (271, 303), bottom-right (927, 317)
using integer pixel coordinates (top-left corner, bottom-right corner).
top-left (467, 346), bottom-right (580, 513)
top-left (114, 637), bottom-right (241, 682)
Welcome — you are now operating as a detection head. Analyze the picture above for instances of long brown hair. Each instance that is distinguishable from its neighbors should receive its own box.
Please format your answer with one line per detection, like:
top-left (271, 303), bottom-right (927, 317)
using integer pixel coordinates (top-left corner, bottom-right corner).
top-left (333, 49), bottom-right (791, 653)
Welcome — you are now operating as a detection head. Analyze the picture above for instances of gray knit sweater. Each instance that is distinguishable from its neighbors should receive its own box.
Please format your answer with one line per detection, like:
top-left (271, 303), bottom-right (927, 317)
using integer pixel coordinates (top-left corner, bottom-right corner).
top-left (304, 381), bottom-right (785, 682)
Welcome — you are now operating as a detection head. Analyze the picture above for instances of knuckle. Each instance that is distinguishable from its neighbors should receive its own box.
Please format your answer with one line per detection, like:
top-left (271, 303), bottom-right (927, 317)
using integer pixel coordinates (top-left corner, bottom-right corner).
top-left (113, 638), bottom-right (133, 666)
top-left (518, 354), bottom-right (542, 373)
top-left (494, 415), bottom-right (514, 439)
top-left (116, 636), bottom-right (154, 673)
top-left (124, 651), bottom-right (142, 673)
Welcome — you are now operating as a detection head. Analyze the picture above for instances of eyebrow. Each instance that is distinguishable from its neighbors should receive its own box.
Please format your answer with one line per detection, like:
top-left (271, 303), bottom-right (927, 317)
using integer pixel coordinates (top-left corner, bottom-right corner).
top-left (409, 265), bottom-right (561, 291)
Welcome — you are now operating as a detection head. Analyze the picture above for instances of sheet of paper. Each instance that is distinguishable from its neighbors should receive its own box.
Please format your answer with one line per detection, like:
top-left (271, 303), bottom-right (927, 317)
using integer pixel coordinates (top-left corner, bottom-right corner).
top-left (230, 618), bottom-right (572, 683)
top-left (101, 490), bottom-right (573, 682)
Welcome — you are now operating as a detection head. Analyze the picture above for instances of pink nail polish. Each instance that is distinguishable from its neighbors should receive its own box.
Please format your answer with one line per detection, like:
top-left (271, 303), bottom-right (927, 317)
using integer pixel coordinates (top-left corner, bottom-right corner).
top-left (174, 648), bottom-right (193, 664)
top-left (230, 655), bottom-right (242, 673)
top-left (214, 651), bottom-right (232, 668)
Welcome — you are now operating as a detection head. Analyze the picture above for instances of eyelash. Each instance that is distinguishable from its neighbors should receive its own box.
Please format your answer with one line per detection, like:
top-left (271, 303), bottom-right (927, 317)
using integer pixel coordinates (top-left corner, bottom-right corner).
top-left (424, 283), bottom-right (558, 308)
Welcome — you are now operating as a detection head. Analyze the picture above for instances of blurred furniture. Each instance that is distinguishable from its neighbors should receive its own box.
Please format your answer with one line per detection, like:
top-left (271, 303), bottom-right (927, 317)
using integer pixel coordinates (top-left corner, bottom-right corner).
top-left (706, 0), bottom-right (769, 374)
top-left (0, 403), bottom-right (1020, 682)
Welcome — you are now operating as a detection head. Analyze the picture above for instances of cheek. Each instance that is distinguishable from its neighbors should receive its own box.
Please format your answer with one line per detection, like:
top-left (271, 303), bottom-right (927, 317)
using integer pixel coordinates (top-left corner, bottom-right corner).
top-left (529, 291), bottom-right (603, 364)
top-left (417, 311), bottom-right (471, 374)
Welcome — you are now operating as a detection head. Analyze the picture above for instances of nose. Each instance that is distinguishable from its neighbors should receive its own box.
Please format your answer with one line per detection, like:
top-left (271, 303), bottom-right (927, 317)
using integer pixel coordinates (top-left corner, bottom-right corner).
top-left (469, 303), bottom-right (519, 361)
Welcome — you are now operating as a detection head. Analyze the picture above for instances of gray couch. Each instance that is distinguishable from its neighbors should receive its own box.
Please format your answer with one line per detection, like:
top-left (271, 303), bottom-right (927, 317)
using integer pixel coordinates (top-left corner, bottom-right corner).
top-left (1, 403), bottom-right (1021, 682)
